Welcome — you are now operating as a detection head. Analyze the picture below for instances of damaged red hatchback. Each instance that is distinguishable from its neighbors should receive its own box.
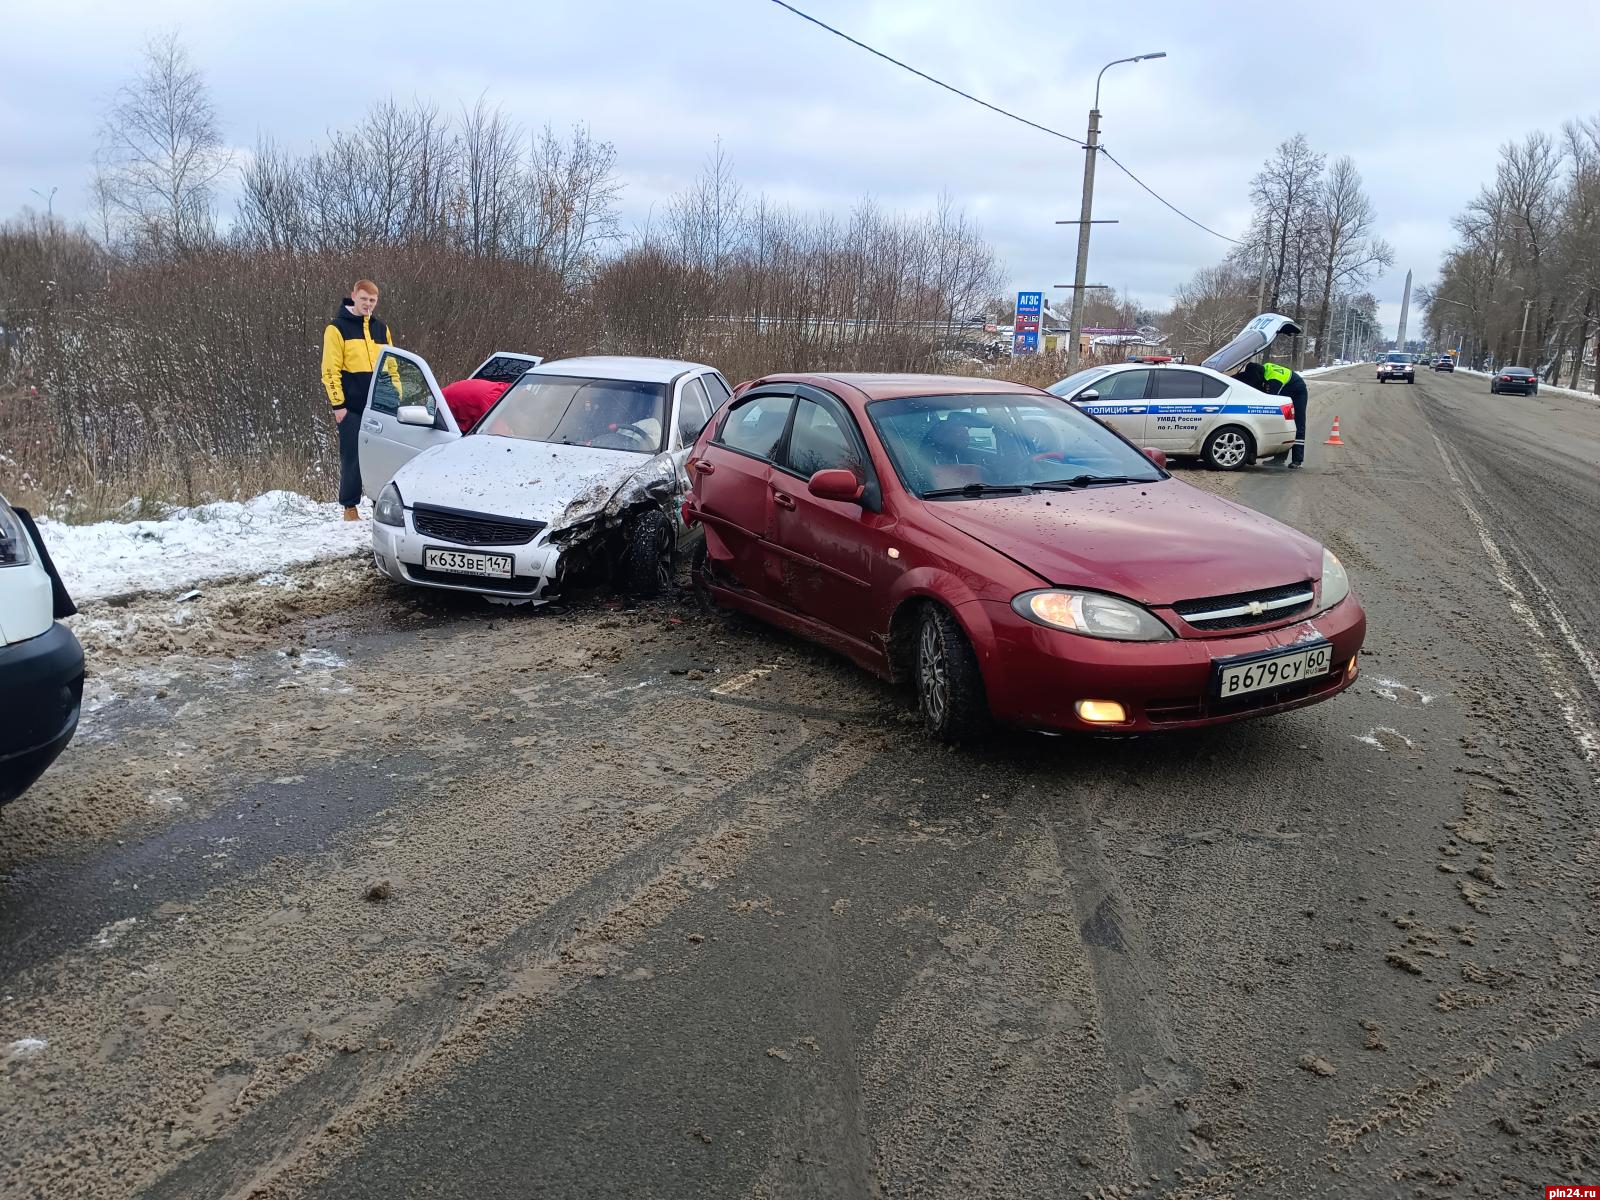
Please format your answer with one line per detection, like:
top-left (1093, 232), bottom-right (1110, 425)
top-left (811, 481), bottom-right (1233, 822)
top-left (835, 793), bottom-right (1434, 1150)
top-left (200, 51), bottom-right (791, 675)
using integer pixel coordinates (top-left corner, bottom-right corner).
top-left (685, 374), bottom-right (1366, 741)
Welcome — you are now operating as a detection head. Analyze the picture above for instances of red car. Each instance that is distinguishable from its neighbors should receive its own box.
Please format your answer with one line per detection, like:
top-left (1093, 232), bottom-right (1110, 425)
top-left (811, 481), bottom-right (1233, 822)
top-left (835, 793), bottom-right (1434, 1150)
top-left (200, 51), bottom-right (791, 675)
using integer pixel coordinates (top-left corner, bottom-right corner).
top-left (685, 374), bottom-right (1365, 741)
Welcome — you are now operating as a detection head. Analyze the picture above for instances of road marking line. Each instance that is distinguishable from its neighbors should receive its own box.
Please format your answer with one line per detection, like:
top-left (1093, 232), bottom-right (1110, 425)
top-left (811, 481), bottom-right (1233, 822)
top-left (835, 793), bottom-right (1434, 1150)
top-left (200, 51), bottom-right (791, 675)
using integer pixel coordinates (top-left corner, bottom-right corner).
top-left (1430, 431), bottom-right (1599, 768)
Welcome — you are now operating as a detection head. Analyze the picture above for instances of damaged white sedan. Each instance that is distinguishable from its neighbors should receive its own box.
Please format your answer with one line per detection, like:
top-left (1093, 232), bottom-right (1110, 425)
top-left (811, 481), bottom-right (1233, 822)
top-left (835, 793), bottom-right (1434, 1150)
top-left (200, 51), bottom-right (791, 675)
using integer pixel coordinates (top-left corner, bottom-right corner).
top-left (358, 350), bottom-right (733, 604)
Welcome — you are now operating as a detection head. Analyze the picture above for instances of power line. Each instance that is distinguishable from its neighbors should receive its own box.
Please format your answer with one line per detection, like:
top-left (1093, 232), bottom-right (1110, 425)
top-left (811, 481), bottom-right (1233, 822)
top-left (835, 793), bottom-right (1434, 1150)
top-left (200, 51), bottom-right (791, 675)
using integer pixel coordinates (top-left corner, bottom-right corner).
top-left (1098, 147), bottom-right (1244, 245)
top-left (764, 0), bottom-right (1084, 146)
top-left (763, 0), bottom-right (1242, 247)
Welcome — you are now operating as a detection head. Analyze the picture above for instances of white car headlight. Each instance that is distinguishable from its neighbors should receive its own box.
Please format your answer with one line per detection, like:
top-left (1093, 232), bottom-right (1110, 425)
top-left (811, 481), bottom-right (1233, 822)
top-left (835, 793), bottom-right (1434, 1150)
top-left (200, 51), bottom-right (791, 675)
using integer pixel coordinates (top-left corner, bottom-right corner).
top-left (1318, 549), bottom-right (1350, 612)
top-left (1012, 589), bottom-right (1174, 642)
top-left (374, 483), bottom-right (406, 528)
top-left (0, 501), bottom-right (35, 567)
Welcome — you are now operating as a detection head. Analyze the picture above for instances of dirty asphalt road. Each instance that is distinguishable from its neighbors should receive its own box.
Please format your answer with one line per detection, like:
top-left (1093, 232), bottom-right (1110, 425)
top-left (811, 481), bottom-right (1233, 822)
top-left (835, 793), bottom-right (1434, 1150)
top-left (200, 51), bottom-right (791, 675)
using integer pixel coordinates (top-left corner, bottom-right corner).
top-left (2, 364), bottom-right (1598, 1199)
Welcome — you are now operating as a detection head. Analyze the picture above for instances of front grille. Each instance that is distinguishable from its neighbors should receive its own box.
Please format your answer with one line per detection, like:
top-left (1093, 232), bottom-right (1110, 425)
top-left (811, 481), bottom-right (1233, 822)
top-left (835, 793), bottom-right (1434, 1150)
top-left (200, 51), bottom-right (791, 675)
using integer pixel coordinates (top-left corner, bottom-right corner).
top-left (1172, 580), bottom-right (1315, 631)
top-left (412, 504), bottom-right (545, 546)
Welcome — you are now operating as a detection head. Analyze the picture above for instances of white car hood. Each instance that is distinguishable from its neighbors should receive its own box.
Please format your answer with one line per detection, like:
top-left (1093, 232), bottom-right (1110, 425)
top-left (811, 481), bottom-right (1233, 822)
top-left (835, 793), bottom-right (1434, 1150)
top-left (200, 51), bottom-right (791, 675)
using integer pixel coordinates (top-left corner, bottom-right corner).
top-left (393, 435), bottom-right (658, 528)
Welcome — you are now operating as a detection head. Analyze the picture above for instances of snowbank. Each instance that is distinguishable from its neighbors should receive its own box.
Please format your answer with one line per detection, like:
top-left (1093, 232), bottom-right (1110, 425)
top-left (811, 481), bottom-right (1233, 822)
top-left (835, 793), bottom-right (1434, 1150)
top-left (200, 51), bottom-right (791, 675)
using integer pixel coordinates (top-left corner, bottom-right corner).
top-left (37, 491), bottom-right (371, 602)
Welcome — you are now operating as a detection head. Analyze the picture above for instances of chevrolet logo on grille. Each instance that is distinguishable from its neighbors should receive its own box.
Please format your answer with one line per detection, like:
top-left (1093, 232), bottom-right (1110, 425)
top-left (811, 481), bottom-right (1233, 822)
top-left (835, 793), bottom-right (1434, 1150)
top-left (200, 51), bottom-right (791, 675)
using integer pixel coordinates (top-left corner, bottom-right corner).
top-left (1247, 600), bottom-right (1265, 616)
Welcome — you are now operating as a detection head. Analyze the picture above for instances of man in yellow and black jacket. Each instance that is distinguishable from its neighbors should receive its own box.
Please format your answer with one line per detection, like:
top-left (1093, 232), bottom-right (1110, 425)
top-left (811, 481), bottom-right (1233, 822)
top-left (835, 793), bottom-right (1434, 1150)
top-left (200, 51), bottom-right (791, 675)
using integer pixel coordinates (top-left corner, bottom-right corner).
top-left (1237, 359), bottom-right (1309, 469)
top-left (321, 280), bottom-right (394, 518)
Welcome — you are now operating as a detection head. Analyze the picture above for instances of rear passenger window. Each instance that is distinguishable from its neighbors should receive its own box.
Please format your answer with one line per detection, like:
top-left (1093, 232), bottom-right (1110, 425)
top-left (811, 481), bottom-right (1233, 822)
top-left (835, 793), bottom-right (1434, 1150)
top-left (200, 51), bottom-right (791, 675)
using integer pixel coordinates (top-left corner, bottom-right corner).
top-left (1151, 370), bottom-right (1206, 401)
top-left (717, 392), bottom-right (794, 461)
top-left (1199, 374), bottom-right (1228, 398)
top-left (702, 373), bottom-right (733, 410)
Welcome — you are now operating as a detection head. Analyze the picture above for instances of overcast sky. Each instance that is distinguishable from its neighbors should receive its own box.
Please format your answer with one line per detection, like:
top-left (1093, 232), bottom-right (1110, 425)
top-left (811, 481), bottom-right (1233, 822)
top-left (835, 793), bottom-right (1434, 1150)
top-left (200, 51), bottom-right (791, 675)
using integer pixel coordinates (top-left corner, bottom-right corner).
top-left (5, 0), bottom-right (1598, 337)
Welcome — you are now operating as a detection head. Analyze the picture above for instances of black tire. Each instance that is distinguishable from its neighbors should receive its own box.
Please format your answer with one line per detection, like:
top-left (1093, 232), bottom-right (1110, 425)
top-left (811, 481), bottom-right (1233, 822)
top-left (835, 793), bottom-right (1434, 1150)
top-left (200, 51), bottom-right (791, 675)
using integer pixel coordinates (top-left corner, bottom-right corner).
top-left (914, 604), bottom-right (990, 743)
top-left (621, 509), bottom-right (672, 599)
top-left (1201, 424), bottom-right (1254, 471)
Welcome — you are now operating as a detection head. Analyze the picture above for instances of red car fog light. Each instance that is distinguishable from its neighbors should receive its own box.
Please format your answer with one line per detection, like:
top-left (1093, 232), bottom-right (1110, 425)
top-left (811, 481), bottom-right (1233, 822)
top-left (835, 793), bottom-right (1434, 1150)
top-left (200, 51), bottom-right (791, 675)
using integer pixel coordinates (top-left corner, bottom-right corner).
top-left (1345, 654), bottom-right (1359, 680)
top-left (1075, 699), bottom-right (1128, 725)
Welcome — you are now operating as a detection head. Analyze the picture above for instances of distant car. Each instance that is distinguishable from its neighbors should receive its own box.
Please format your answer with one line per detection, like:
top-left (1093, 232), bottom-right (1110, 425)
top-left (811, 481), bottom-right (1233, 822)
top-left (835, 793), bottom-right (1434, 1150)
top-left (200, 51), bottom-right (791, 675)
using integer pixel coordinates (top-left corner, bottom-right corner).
top-left (685, 372), bottom-right (1365, 741)
top-left (1432, 356), bottom-right (1455, 372)
top-left (359, 351), bottom-right (734, 604)
top-left (0, 495), bottom-right (84, 807)
top-left (1489, 367), bottom-right (1538, 396)
top-left (1376, 353), bottom-right (1415, 384)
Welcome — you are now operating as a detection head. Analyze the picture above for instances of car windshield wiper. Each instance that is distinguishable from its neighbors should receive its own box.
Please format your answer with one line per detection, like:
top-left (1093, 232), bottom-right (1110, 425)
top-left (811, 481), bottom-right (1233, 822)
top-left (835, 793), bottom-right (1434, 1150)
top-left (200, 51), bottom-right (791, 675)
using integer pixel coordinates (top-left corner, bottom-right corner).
top-left (920, 482), bottom-right (1034, 499)
top-left (1031, 474), bottom-right (1145, 490)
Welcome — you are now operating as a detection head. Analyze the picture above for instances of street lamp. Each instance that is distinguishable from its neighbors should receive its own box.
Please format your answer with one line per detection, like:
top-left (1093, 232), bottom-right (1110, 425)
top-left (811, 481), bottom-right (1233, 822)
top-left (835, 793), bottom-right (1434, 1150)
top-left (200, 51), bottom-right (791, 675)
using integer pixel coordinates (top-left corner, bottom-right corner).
top-left (1064, 52), bottom-right (1167, 371)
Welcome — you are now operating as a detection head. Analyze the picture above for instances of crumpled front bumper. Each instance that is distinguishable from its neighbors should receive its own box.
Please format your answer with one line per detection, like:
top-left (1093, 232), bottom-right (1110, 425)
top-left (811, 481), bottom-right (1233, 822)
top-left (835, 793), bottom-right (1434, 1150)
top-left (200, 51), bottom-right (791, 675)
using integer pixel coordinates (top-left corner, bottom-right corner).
top-left (371, 514), bottom-right (563, 602)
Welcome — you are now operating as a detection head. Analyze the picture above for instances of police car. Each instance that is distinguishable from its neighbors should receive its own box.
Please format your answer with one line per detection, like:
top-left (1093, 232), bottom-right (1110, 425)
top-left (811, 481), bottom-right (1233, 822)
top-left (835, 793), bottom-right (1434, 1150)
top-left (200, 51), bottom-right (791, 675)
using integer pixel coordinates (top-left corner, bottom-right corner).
top-left (1046, 313), bottom-right (1301, 470)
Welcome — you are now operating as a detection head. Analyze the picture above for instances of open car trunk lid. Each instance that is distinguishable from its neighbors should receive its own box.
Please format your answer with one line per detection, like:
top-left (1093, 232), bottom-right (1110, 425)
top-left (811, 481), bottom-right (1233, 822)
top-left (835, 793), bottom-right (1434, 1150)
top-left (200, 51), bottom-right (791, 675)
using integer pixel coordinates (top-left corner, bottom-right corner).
top-left (1201, 313), bottom-right (1304, 375)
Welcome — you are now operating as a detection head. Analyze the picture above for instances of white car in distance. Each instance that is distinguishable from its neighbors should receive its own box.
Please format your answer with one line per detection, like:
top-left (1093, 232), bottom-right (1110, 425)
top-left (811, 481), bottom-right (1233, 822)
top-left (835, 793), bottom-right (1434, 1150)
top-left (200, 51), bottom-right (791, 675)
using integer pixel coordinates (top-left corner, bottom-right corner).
top-left (359, 351), bottom-right (733, 604)
top-left (1046, 361), bottom-right (1297, 470)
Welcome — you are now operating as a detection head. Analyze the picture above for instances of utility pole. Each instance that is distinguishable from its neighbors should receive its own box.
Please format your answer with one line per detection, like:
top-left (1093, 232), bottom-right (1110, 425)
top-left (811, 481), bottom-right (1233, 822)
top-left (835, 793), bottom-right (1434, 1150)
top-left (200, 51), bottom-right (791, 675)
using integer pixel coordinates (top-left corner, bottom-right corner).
top-left (1515, 298), bottom-right (1534, 367)
top-left (1065, 51), bottom-right (1166, 371)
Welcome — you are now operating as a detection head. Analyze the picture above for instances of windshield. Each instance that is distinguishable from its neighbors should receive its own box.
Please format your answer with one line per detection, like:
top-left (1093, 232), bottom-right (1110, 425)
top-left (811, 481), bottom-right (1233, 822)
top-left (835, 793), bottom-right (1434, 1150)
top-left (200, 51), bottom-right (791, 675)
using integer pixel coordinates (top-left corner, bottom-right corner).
top-left (1045, 366), bottom-right (1111, 398)
top-left (867, 392), bottom-right (1162, 499)
top-left (1384, 353), bottom-right (1410, 363)
top-left (475, 375), bottom-right (668, 453)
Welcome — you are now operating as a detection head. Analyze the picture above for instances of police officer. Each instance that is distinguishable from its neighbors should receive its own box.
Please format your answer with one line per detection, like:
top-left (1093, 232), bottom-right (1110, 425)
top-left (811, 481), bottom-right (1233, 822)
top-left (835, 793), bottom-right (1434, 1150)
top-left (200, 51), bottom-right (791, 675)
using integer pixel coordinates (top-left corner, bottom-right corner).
top-left (1236, 359), bottom-right (1309, 468)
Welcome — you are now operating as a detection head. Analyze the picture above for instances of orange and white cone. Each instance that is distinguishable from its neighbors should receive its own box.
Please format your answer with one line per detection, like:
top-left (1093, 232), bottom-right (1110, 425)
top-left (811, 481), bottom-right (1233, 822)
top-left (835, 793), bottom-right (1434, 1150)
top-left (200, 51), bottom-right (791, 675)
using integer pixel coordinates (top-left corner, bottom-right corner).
top-left (1324, 416), bottom-right (1345, 446)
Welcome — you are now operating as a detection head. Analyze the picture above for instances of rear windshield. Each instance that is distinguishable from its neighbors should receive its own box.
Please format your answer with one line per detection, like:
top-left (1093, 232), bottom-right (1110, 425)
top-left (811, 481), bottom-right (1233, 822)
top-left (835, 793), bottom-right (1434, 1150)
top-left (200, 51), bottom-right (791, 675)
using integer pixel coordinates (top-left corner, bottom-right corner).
top-left (475, 375), bottom-right (667, 453)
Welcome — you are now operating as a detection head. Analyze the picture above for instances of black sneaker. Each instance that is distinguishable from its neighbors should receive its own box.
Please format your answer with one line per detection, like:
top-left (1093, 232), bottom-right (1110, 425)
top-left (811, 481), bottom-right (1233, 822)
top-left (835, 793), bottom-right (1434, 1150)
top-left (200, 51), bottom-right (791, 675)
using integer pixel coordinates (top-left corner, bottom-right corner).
top-left (1287, 461), bottom-right (1303, 470)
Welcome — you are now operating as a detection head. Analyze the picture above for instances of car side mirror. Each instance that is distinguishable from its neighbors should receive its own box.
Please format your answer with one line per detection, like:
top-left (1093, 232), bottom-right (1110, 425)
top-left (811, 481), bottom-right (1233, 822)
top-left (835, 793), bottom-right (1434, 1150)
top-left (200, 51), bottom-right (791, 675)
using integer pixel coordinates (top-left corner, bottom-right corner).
top-left (1076, 389), bottom-right (1100, 403)
top-left (397, 404), bottom-right (436, 428)
top-left (808, 468), bottom-right (865, 503)
top-left (1141, 447), bottom-right (1168, 471)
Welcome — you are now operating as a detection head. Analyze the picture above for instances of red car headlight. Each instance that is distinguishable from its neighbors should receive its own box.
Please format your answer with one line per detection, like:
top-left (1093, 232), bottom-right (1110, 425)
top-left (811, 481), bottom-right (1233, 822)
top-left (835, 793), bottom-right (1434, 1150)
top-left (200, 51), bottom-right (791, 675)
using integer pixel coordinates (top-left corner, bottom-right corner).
top-left (1012, 589), bottom-right (1174, 642)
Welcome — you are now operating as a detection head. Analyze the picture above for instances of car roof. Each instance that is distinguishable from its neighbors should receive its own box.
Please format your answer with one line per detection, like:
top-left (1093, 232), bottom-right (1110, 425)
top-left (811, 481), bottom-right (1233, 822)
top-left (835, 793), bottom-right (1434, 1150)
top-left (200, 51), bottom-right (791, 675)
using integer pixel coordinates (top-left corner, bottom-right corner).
top-left (751, 372), bottom-right (1052, 403)
top-left (526, 356), bottom-right (715, 384)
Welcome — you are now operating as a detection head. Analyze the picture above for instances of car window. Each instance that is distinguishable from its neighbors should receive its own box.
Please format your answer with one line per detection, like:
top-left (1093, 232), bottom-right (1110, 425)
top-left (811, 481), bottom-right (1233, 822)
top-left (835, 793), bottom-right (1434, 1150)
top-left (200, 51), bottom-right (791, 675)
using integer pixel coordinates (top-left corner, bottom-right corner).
top-left (1199, 374), bottom-right (1228, 398)
top-left (702, 373), bottom-right (733, 410)
top-left (867, 392), bottom-right (1161, 498)
top-left (717, 392), bottom-right (795, 461)
top-left (478, 375), bottom-right (667, 453)
top-left (1150, 370), bottom-right (1206, 401)
top-left (784, 398), bottom-right (866, 479)
top-left (676, 377), bottom-right (713, 444)
top-left (1046, 366), bottom-right (1110, 398)
top-left (370, 353), bottom-right (433, 418)
top-left (1096, 370), bottom-right (1150, 402)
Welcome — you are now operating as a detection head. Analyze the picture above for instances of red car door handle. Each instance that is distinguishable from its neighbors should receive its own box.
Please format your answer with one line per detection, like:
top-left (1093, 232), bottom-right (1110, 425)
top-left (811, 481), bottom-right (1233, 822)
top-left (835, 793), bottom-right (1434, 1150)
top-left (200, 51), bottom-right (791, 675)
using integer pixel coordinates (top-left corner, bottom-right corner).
top-left (772, 491), bottom-right (796, 510)
top-left (692, 460), bottom-right (715, 475)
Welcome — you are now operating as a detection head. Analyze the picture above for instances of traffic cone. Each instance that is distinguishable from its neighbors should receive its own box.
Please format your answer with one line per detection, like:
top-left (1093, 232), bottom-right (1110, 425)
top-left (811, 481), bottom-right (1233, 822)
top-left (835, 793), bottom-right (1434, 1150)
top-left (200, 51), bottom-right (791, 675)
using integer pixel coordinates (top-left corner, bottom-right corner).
top-left (1324, 416), bottom-right (1345, 446)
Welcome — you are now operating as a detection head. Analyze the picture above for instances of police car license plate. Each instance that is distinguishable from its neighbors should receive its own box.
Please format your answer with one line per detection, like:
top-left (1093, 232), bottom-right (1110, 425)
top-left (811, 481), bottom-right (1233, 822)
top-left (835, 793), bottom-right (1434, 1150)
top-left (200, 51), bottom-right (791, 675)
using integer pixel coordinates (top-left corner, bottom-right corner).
top-left (424, 547), bottom-right (513, 579)
top-left (1215, 643), bottom-right (1333, 698)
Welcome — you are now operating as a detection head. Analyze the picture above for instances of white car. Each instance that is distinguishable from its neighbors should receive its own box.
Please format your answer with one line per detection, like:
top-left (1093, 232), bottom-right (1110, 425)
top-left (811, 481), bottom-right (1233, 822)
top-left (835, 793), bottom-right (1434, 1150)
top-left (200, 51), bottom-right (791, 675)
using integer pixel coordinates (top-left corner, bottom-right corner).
top-left (0, 495), bottom-right (84, 806)
top-left (1046, 311), bottom-right (1302, 470)
top-left (358, 351), bottom-right (734, 604)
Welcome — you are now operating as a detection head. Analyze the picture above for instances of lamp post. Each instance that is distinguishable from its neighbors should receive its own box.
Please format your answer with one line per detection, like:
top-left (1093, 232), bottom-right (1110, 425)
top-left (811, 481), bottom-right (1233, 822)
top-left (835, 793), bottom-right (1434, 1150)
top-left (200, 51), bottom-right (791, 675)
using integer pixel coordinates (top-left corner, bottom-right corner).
top-left (1515, 298), bottom-right (1535, 368)
top-left (1064, 51), bottom-right (1166, 371)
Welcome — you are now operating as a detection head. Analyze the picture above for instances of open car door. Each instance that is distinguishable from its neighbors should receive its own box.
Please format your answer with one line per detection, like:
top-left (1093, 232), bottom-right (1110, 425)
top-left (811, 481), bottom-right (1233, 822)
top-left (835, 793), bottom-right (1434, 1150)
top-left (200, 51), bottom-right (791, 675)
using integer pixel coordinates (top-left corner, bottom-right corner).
top-left (358, 347), bottom-right (461, 498)
top-left (1200, 313), bottom-right (1303, 376)
top-left (469, 351), bottom-right (544, 384)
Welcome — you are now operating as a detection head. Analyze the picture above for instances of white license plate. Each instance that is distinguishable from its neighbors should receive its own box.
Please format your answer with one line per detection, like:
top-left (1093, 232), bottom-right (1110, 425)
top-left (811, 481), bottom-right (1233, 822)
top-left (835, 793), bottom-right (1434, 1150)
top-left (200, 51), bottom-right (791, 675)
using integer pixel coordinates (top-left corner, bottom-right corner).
top-left (1216, 643), bottom-right (1333, 698)
top-left (423, 547), bottom-right (514, 579)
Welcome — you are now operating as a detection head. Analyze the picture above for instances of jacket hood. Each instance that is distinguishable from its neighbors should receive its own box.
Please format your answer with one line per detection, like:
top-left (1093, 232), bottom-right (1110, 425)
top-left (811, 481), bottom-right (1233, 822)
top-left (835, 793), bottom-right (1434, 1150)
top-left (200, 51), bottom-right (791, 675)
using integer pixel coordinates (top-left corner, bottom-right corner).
top-left (927, 478), bottom-right (1324, 606)
top-left (392, 435), bottom-right (662, 531)
top-left (333, 297), bottom-right (355, 319)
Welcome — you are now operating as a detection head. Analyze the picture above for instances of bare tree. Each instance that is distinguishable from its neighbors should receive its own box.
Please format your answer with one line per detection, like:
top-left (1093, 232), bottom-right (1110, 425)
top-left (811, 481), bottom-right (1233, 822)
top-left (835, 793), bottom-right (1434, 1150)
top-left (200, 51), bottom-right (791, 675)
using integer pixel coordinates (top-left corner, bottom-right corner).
top-left (94, 31), bottom-right (230, 255)
top-left (1245, 134), bottom-right (1325, 314)
top-left (1309, 157), bottom-right (1393, 364)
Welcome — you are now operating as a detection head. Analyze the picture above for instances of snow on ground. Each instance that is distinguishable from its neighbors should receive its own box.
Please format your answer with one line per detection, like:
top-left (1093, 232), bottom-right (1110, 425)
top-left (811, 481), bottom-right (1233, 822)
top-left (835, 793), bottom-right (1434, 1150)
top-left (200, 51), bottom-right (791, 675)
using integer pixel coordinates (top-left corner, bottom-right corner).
top-left (38, 492), bottom-right (371, 602)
